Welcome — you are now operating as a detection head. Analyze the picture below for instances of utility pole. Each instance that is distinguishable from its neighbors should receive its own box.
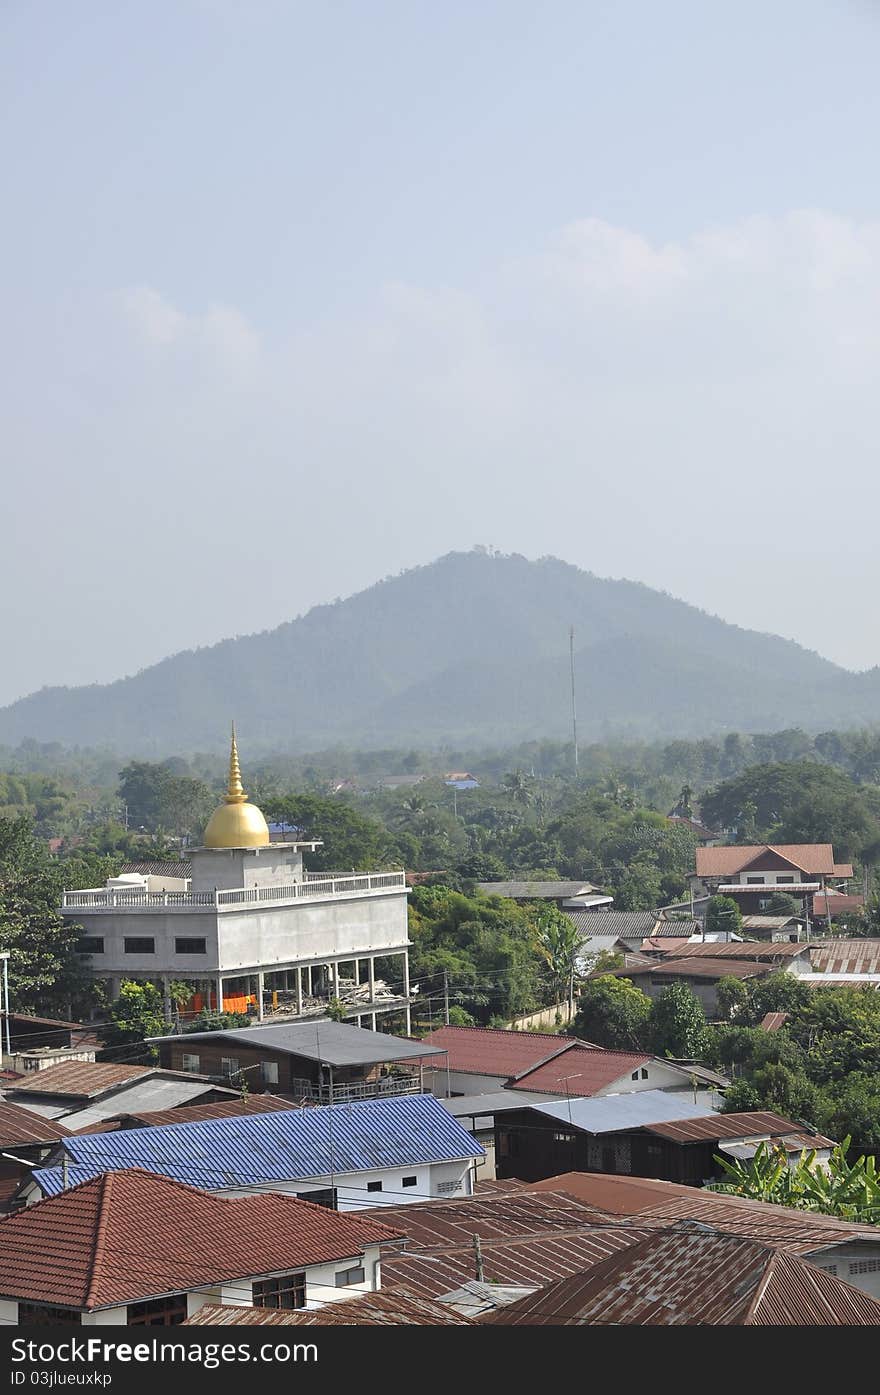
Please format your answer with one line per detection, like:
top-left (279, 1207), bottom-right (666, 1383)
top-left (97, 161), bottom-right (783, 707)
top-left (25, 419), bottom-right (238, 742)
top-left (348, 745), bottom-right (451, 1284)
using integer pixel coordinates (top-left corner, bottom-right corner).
top-left (0, 952), bottom-right (10, 1060)
top-left (473, 1234), bottom-right (484, 1283)
top-left (569, 626), bottom-right (579, 779)
top-left (443, 969), bottom-right (450, 1026)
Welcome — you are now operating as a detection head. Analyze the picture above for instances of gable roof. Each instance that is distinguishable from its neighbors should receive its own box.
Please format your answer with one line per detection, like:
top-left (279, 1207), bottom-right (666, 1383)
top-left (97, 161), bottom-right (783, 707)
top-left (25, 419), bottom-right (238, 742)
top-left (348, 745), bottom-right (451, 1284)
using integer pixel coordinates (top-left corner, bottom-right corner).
top-left (810, 939), bottom-right (880, 974)
top-left (695, 844), bottom-right (838, 878)
top-left (0, 1168), bottom-right (402, 1311)
top-left (149, 1020), bottom-right (445, 1065)
top-left (510, 1046), bottom-right (654, 1097)
top-left (662, 940), bottom-right (810, 961)
top-left (619, 957), bottom-right (771, 981)
top-left (476, 881), bottom-right (606, 900)
top-left (416, 1026), bottom-right (579, 1078)
top-left (642, 1110), bottom-right (802, 1143)
top-left (32, 1094), bottom-right (484, 1197)
top-left (564, 910), bottom-right (658, 937)
top-left (481, 1228), bottom-right (880, 1325)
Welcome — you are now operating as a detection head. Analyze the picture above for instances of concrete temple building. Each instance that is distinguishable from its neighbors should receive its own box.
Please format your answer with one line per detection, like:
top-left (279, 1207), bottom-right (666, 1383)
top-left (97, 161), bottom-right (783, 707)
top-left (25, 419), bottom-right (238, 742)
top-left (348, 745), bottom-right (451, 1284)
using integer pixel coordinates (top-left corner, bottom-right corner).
top-left (61, 730), bottom-right (411, 1031)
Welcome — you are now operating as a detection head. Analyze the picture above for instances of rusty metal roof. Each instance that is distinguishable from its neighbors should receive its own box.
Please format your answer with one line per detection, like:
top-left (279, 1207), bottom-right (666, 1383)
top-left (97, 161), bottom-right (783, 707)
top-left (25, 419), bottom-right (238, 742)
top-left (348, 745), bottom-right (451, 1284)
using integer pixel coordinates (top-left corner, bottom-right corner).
top-left (810, 939), bottom-right (880, 974)
top-left (663, 940), bottom-right (810, 960)
top-left (184, 1293), bottom-right (474, 1325)
top-left (481, 1228), bottom-right (880, 1325)
top-left (644, 1110), bottom-right (804, 1144)
top-left (0, 1102), bottom-right (73, 1148)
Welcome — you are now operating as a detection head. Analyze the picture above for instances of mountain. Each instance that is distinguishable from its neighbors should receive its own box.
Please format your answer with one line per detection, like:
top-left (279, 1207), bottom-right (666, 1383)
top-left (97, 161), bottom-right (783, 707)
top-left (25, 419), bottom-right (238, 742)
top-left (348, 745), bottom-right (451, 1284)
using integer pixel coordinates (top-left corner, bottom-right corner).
top-left (2, 550), bottom-right (880, 754)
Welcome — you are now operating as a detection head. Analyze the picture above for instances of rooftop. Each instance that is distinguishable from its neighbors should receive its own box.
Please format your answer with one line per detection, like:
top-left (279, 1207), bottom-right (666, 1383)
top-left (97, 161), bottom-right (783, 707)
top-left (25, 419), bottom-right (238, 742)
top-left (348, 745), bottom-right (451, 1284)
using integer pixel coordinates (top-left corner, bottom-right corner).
top-left (523, 1089), bottom-right (721, 1135)
top-left (149, 1020), bottom-right (446, 1067)
top-left (0, 1168), bottom-right (403, 1311)
top-left (617, 957), bottom-right (772, 981)
top-left (481, 1228), bottom-right (880, 1325)
top-left (476, 881), bottom-right (608, 901)
top-left (415, 1025), bottom-right (579, 1079)
top-left (810, 939), bottom-right (880, 974)
top-left (32, 1094), bottom-right (484, 1197)
top-left (6, 1060), bottom-right (153, 1101)
top-left (510, 1046), bottom-right (654, 1098)
top-left (73, 1093), bottom-right (301, 1135)
top-left (564, 910), bottom-right (658, 937)
top-left (663, 940), bottom-right (810, 961)
top-left (695, 844), bottom-right (843, 878)
top-left (642, 1110), bottom-right (804, 1144)
top-left (183, 1293), bottom-right (474, 1325)
top-left (0, 1101), bottom-right (73, 1148)
top-left (61, 868), bottom-right (408, 914)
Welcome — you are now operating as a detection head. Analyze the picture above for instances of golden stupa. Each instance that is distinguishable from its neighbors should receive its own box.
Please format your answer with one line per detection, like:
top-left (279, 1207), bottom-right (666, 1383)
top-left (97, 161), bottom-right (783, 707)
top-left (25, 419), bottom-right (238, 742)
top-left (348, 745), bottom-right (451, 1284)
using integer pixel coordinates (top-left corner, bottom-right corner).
top-left (203, 725), bottom-right (270, 849)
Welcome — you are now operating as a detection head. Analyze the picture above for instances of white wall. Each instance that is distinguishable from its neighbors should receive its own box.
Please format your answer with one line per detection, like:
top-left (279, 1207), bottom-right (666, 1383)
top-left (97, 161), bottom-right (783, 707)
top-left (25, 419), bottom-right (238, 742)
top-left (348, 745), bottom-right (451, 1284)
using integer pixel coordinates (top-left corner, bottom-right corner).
top-left (213, 1157), bottom-right (475, 1210)
top-left (595, 1060), bottom-right (695, 1095)
top-left (425, 1069), bottom-right (509, 1097)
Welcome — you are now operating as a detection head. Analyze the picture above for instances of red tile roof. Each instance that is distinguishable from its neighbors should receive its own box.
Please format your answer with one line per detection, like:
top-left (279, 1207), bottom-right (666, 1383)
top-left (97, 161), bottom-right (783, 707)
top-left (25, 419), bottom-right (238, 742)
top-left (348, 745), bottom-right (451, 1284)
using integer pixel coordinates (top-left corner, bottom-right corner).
top-left (417, 1026), bottom-right (579, 1078)
top-left (0, 1168), bottom-right (404, 1311)
top-left (481, 1229), bottom-right (880, 1325)
top-left (8, 1061), bottom-right (153, 1100)
top-left (696, 844), bottom-right (839, 878)
top-left (510, 1046), bottom-right (652, 1097)
top-left (0, 1102), bottom-right (73, 1148)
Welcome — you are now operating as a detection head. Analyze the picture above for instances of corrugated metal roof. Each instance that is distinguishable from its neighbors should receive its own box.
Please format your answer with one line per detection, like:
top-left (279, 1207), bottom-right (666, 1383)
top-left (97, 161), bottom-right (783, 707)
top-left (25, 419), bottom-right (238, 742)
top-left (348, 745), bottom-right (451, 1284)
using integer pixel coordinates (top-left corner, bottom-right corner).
top-left (527, 1090), bottom-right (720, 1135)
top-left (439, 1091), bottom-right (565, 1120)
top-left (8, 1061), bottom-right (153, 1100)
top-left (0, 1102), bottom-right (72, 1148)
top-left (361, 1189), bottom-right (619, 1251)
top-left (565, 911), bottom-right (658, 937)
top-left (644, 1110), bottom-right (803, 1143)
top-left (416, 1026), bottom-right (577, 1078)
top-left (184, 1294), bottom-right (474, 1325)
top-left (33, 1094), bottom-right (483, 1196)
top-left (810, 939), bottom-right (880, 974)
top-left (148, 1021), bottom-right (446, 1065)
top-left (55, 1078), bottom-right (234, 1131)
top-left (481, 1228), bottom-right (880, 1325)
top-left (621, 957), bottom-right (771, 981)
top-left (477, 881), bottom-right (605, 900)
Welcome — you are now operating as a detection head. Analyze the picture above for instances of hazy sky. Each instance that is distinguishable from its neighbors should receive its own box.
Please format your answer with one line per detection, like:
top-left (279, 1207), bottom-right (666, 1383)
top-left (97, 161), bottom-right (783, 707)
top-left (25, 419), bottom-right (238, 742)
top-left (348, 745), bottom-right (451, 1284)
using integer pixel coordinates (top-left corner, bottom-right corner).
top-left (3, 1), bottom-right (880, 708)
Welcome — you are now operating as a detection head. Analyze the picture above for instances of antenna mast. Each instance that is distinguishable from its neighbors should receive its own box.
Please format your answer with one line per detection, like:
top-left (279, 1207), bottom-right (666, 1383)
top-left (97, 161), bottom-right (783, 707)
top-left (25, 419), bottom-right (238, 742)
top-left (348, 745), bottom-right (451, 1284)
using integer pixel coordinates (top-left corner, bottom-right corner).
top-left (569, 626), bottom-right (579, 778)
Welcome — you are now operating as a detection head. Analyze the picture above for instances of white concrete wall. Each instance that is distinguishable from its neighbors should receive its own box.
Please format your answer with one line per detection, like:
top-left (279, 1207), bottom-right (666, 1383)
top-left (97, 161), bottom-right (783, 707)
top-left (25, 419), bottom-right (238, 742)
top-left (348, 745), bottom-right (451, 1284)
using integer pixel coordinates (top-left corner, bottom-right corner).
top-left (214, 1157), bottom-right (475, 1210)
top-left (0, 1299), bottom-right (18, 1325)
top-left (62, 890), bottom-right (409, 978)
top-left (190, 846), bottom-right (305, 894)
top-left (424, 1069), bottom-right (509, 1097)
top-left (595, 1060), bottom-right (694, 1094)
top-left (808, 1243), bottom-right (880, 1299)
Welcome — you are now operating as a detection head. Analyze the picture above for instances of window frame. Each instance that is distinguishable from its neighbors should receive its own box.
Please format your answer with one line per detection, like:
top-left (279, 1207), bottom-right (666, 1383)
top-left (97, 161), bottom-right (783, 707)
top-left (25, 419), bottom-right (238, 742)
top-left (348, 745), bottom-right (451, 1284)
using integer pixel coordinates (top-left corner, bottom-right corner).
top-left (252, 1273), bottom-right (307, 1310)
top-left (123, 936), bottom-right (156, 954)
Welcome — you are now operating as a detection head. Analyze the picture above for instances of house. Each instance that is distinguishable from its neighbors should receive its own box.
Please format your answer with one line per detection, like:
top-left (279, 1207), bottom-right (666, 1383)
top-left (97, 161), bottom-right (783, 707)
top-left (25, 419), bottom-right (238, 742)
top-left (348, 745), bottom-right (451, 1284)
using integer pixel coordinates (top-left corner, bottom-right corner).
top-left (527, 1169), bottom-right (880, 1298)
top-left (481, 1227), bottom-right (880, 1325)
top-left (476, 880), bottom-right (613, 911)
top-left (565, 909), bottom-right (660, 951)
top-left (21, 1094), bottom-right (484, 1211)
top-left (0, 1168), bottom-right (403, 1325)
top-left (443, 773), bottom-right (480, 790)
top-left (692, 843), bottom-right (853, 918)
top-left (148, 1019), bottom-right (447, 1101)
top-left (610, 940), bottom-right (813, 1015)
top-left (667, 815), bottom-right (720, 844)
top-left (3, 1059), bottom-right (238, 1130)
top-left (0, 1012), bottom-right (96, 1054)
top-left (416, 1026), bottom-right (714, 1102)
top-left (740, 914), bottom-right (804, 941)
top-left (61, 731), bottom-right (413, 1031)
top-left (493, 1096), bottom-right (813, 1186)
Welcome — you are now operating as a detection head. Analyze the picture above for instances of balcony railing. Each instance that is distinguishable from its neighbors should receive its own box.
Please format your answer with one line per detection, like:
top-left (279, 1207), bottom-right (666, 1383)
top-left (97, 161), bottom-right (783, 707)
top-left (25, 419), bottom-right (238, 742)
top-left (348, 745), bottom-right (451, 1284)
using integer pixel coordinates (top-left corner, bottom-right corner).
top-left (61, 870), bottom-right (407, 912)
top-left (288, 1072), bottom-right (422, 1104)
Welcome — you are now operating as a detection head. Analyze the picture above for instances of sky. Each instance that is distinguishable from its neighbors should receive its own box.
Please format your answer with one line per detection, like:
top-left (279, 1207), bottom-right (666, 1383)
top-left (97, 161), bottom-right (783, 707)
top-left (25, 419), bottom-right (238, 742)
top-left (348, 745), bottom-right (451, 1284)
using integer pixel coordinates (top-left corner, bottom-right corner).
top-left (3, 0), bottom-right (880, 707)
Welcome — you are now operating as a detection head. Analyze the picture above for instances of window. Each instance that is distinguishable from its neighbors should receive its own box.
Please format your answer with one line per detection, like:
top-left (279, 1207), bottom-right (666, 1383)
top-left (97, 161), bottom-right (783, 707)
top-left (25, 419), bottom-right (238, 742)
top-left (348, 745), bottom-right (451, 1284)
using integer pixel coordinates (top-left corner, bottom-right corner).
top-left (777, 876), bottom-right (795, 885)
top-left (850, 1259), bottom-right (880, 1275)
top-left (640, 1068), bottom-right (649, 1079)
top-left (553, 1131), bottom-right (575, 1143)
top-left (124, 937), bottom-right (155, 954)
top-left (75, 937), bottom-right (104, 955)
top-left (746, 876), bottom-right (764, 885)
top-left (175, 938), bottom-right (207, 954)
top-left (401, 1176), bottom-right (417, 1188)
top-left (366, 1180), bottom-right (383, 1193)
top-left (296, 1187), bottom-right (337, 1209)
top-left (17, 1303), bottom-right (80, 1326)
top-left (437, 1180), bottom-right (462, 1195)
top-left (335, 1265), bottom-right (365, 1287)
top-left (253, 1274), bottom-right (306, 1310)
top-left (220, 1057), bottom-right (240, 1078)
top-left (261, 1061), bottom-right (279, 1085)
top-left (631, 1070), bottom-right (639, 1080)
top-left (181, 1053), bottom-right (200, 1073)
top-left (128, 1294), bottom-right (188, 1325)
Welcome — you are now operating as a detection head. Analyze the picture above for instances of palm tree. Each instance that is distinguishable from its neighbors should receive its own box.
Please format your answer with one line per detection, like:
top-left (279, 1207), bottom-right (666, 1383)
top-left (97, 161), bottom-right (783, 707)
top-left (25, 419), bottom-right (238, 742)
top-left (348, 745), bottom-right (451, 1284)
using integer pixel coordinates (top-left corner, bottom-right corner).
top-left (533, 914), bottom-right (584, 1021)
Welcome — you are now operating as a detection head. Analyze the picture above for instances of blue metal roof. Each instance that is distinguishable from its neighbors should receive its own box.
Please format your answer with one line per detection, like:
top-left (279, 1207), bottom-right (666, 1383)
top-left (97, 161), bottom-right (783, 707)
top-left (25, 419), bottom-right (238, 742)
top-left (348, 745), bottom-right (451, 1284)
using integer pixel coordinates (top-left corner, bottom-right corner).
top-left (32, 1094), bottom-right (483, 1197)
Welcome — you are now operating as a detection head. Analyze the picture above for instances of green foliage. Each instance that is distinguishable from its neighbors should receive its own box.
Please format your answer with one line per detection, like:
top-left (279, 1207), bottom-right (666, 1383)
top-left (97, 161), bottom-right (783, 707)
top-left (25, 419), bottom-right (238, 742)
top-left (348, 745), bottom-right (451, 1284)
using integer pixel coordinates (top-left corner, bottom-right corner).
top-left (262, 794), bottom-right (391, 872)
top-left (712, 1138), bottom-right (880, 1224)
top-left (327, 998), bottom-right (347, 1022)
top-left (0, 815), bottom-right (96, 1016)
top-left (648, 981), bottom-right (709, 1058)
top-left (715, 974), bottom-right (750, 1022)
top-left (104, 980), bottom-right (166, 1048)
top-left (701, 762), bottom-right (880, 861)
top-left (705, 895), bottom-right (742, 939)
top-left (447, 1005), bottom-right (476, 1026)
top-left (118, 761), bottom-right (214, 839)
top-left (182, 1010), bottom-right (250, 1033)
top-left (572, 975), bottom-right (652, 1051)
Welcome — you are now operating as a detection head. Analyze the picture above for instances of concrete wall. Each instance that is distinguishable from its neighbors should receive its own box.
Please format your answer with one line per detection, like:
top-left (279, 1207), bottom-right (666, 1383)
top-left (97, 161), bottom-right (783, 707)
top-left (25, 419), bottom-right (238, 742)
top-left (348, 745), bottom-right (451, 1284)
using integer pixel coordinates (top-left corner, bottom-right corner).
top-left (64, 891), bottom-right (409, 978)
top-left (424, 1069), bottom-right (509, 1097)
top-left (213, 1157), bottom-right (475, 1210)
top-left (506, 1003), bottom-right (573, 1031)
top-left (190, 846), bottom-right (305, 894)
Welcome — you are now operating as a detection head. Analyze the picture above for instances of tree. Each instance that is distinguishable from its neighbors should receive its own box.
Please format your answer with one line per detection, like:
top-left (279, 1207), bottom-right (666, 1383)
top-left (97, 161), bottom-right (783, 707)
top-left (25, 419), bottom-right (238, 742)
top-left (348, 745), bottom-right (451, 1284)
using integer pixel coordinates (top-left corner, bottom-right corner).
top-left (713, 1138), bottom-right (880, 1225)
top-left (531, 905), bottom-right (583, 1009)
top-left (649, 982), bottom-right (708, 1058)
top-left (263, 795), bottom-right (389, 871)
top-left (705, 895), bottom-right (742, 940)
top-left (103, 980), bottom-right (166, 1049)
top-left (572, 976), bottom-right (652, 1051)
top-left (715, 975), bottom-right (750, 1022)
top-left (0, 815), bottom-right (95, 1016)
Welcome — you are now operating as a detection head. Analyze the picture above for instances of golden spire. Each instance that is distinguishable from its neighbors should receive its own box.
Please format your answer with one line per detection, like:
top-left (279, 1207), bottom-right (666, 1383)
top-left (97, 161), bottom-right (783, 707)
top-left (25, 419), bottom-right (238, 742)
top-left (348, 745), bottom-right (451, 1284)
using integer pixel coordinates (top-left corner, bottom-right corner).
top-left (203, 724), bottom-right (270, 848)
top-left (226, 722), bottom-right (246, 804)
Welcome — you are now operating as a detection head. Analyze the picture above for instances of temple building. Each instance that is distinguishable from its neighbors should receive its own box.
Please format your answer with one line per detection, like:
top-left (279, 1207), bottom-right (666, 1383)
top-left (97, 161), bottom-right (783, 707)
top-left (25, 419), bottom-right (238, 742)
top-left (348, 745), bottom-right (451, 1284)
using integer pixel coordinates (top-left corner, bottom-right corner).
top-left (62, 730), bottom-right (411, 1031)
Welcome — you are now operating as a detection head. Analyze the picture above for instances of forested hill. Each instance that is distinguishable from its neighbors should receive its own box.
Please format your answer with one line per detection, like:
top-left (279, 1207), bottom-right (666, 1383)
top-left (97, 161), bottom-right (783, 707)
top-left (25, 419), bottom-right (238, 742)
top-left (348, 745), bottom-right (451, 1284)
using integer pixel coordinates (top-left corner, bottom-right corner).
top-left (3, 550), bottom-right (880, 755)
